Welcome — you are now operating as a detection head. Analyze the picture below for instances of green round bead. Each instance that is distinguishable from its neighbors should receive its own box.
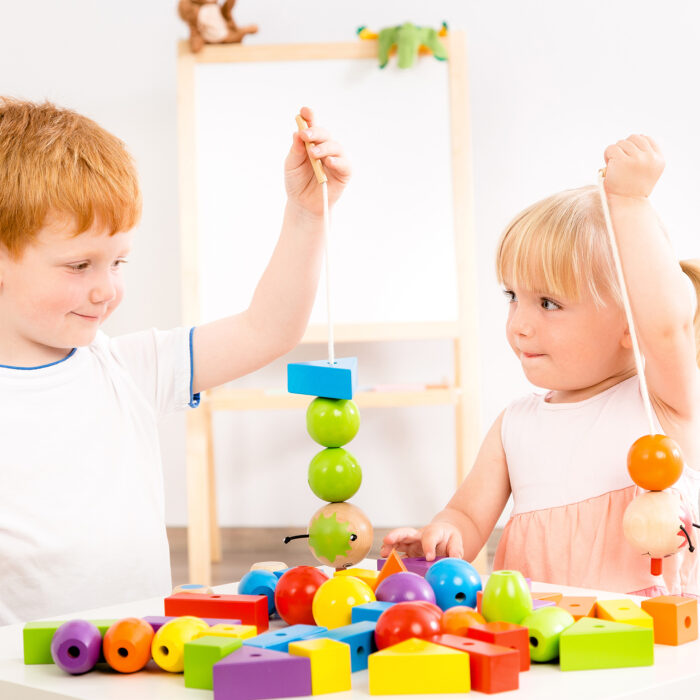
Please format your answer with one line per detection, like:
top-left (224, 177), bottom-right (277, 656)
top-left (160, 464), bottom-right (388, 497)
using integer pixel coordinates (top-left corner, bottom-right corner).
top-left (306, 398), bottom-right (360, 448)
top-left (308, 448), bottom-right (362, 502)
top-left (520, 606), bottom-right (575, 662)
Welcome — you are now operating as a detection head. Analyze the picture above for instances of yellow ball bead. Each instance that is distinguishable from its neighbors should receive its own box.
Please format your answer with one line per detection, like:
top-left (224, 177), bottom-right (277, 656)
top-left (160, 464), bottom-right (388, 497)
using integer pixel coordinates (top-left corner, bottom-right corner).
top-left (312, 575), bottom-right (375, 629)
top-left (151, 616), bottom-right (209, 672)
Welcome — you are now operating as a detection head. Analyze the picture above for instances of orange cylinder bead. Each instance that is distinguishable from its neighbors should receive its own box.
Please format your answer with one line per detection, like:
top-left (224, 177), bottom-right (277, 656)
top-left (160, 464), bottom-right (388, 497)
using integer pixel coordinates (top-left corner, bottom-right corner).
top-left (103, 617), bottom-right (155, 673)
top-left (627, 434), bottom-right (683, 491)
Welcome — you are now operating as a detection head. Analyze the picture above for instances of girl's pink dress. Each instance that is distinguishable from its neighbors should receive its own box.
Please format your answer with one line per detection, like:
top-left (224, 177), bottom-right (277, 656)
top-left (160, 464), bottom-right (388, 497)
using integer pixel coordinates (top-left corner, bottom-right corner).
top-left (493, 376), bottom-right (700, 595)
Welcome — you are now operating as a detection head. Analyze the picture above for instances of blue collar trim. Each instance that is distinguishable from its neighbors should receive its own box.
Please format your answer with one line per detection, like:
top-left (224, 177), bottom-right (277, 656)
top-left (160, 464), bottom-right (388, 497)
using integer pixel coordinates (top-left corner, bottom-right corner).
top-left (0, 347), bottom-right (77, 370)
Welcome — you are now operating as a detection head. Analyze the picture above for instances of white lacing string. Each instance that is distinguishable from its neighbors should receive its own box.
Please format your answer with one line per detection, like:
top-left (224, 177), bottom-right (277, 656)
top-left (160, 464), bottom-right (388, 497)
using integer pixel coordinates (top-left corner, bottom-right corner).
top-left (321, 180), bottom-right (335, 364)
top-left (596, 171), bottom-right (656, 436)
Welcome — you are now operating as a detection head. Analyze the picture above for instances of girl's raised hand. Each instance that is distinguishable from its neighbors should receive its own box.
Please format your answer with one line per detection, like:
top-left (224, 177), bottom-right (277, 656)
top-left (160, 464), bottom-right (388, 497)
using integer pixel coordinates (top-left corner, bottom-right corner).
top-left (285, 106), bottom-right (351, 218)
top-left (603, 134), bottom-right (664, 199)
top-left (380, 522), bottom-right (464, 562)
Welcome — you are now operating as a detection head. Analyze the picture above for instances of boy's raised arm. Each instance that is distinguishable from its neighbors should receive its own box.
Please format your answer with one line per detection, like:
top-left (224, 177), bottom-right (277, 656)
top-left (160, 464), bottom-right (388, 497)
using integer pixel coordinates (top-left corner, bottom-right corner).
top-left (191, 107), bottom-right (351, 394)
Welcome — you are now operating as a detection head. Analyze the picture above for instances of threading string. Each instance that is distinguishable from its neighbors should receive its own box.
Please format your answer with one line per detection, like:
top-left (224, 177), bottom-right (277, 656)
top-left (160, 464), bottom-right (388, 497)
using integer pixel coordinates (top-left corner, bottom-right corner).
top-left (322, 181), bottom-right (335, 364)
top-left (596, 171), bottom-right (656, 436)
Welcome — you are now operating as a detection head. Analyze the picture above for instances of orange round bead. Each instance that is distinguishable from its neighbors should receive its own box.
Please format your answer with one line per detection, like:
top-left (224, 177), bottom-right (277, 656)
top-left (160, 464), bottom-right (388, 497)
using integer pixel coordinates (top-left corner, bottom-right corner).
top-left (627, 434), bottom-right (683, 491)
top-left (103, 617), bottom-right (154, 673)
top-left (440, 605), bottom-right (486, 636)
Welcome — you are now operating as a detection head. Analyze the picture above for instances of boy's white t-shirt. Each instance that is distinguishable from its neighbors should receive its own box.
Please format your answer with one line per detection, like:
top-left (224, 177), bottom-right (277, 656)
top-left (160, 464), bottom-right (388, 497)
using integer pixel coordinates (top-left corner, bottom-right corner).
top-left (0, 327), bottom-right (199, 625)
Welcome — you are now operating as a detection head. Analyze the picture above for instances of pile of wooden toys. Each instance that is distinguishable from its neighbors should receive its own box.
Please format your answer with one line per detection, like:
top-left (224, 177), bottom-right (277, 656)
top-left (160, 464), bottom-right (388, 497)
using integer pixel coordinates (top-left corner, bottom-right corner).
top-left (23, 551), bottom-right (699, 697)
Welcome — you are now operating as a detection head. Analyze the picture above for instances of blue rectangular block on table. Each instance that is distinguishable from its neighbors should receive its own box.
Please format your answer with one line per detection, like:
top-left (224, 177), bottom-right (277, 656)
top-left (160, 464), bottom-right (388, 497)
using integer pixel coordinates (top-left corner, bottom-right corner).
top-left (322, 621), bottom-right (377, 672)
top-left (287, 357), bottom-right (358, 399)
top-left (243, 624), bottom-right (328, 652)
top-left (351, 601), bottom-right (395, 623)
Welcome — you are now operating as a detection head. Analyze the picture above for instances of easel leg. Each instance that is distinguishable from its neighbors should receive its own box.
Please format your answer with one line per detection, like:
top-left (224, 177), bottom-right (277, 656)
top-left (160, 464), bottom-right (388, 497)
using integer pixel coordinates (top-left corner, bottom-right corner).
top-left (205, 407), bottom-right (222, 563)
top-left (186, 407), bottom-right (212, 585)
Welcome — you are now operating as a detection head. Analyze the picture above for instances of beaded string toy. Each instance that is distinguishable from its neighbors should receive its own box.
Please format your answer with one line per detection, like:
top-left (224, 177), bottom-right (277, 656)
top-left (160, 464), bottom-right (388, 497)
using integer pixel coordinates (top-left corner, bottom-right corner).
top-left (284, 115), bottom-right (372, 569)
top-left (597, 168), bottom-right (697, 577)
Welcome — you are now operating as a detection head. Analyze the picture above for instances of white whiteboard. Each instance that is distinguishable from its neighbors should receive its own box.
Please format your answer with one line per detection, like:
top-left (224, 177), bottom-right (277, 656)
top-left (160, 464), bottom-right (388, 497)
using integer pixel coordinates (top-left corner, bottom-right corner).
top-left (192, 54), bottom-right (460, 325)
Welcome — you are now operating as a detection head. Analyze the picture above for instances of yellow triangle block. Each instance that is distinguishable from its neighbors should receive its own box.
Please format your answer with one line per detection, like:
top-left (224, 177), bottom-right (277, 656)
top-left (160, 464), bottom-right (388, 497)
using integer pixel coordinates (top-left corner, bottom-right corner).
top-left (369, 638), bottom-right (470, 694)
top-left (335, 568), bottom-right (381, 590)
top-left (596, 599), bottom-right (654, 629)
top-left (196, 624), bottom-right (257, 639)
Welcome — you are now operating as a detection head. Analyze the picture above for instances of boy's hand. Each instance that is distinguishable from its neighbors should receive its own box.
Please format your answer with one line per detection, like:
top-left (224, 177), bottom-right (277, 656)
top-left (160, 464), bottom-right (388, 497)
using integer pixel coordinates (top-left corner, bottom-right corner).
top-left (380, 522), bottom-right (464, 562)
top-left (285, 106), bottom-right (351, 218)
top-left (603, 134), bottom-right (664, 199)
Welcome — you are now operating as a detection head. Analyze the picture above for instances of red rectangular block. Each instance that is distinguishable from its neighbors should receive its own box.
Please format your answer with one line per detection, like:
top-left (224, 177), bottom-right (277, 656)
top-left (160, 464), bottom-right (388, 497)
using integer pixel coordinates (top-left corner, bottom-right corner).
top-left (164, 593), bottom-right (269, 632)
top-left (467, 621), bottom-right (530, 671)
top-left (434, 634), bottom-right (519, 694)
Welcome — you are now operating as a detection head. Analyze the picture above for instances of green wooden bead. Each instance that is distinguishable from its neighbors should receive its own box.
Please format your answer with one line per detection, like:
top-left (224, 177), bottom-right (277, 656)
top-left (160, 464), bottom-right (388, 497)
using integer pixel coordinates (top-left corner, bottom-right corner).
top-left (521, 606), bottom-right (575, 662)
top-left (306, 398), bottom-right (360, 447)
top-left (482, 570), bottom-right (532, 624)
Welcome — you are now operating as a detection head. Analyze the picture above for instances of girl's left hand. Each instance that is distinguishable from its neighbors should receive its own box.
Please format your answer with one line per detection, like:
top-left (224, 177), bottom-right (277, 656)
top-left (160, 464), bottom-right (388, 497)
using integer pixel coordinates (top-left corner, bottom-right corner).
top-left (603, 134), bottom-right (665, 199)
top-left (284, 106), bottom-right (352, 217)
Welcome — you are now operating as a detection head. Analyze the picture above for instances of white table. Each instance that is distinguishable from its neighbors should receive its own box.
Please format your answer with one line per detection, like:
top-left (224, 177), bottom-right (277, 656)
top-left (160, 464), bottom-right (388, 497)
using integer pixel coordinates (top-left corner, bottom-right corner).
top-left (1, 574), bottom-right (699, 699)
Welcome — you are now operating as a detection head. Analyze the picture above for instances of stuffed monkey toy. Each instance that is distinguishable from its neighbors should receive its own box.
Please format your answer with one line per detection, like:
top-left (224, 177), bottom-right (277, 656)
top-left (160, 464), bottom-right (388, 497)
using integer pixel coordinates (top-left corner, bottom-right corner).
top-left (178, 0), bottom-right (258, 54)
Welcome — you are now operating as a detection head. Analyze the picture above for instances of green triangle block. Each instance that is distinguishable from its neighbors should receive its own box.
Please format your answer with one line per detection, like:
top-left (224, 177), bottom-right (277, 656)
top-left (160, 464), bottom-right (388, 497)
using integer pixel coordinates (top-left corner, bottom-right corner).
top-left (559, 617), bottom-right (654, 671)
top-left (184, 635), bottom-right (243, 690)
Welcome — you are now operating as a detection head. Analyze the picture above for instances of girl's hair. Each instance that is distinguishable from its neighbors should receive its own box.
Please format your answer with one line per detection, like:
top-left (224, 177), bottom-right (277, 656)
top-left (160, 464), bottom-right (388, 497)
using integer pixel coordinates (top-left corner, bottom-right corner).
top-left (496, 185), bottom-right (700, 368)
top-left (0, 97), bottom-right (141, 258)
top-left (495, 185), bottom-right (621, 307)
top-left (681, 259), bottom-right (700, 368)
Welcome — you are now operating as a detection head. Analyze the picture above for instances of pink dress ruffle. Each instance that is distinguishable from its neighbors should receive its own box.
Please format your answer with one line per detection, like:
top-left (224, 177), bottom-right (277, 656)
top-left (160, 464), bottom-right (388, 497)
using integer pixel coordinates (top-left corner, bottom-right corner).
top-left (493, 485), bottom-right (700, 595)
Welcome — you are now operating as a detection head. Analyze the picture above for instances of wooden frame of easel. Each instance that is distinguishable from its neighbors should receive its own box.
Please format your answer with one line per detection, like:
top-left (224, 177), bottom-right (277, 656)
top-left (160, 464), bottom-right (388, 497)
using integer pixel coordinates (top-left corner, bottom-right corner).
top-left (176, 32), bottom-right (483, 585)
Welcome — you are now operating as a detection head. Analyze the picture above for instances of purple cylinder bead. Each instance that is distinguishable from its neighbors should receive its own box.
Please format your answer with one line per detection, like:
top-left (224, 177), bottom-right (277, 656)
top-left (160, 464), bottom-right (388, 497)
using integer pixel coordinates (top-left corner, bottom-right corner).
top-left (375, 571), bottom-right (437, 605)
top-left (50, 620), bottom-right (102, 675)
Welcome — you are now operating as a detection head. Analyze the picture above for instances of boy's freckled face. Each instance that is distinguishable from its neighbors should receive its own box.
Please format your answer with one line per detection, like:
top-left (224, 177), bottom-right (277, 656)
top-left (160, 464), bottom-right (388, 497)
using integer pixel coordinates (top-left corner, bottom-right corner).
top-left (0, 217), bottom-right (133, 359)
top-left (504, 283), bottom-right (630, 390)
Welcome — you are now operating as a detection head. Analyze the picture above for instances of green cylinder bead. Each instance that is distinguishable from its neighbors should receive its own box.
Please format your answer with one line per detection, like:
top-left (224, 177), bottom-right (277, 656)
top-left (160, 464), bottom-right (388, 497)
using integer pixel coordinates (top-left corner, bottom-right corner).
top-left (481, 570), bottom-right (532, 624)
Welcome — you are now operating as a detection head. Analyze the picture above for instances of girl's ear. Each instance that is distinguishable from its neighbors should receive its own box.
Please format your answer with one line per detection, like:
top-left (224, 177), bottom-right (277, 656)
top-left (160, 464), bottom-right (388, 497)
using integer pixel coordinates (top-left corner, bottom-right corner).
top-left (621, 325), bottom-right (633, 349)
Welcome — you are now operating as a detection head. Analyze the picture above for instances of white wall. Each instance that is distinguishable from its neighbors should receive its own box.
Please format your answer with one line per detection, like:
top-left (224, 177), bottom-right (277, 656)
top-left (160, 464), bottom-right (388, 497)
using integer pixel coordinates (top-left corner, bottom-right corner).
top-left (2, 1), bottom-right (699, 528)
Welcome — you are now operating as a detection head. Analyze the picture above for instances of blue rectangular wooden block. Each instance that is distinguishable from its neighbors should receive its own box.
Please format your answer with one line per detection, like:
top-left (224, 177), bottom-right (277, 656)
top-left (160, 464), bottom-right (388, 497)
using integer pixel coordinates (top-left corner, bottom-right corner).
top-left (287, 357), bottom-right (358, 399)
top-left (351, 601), bottom-right (394, 623)
top-left (322, 621), bottom-right (377, 672)
top-left (243, 624), bottom-right (328, 652)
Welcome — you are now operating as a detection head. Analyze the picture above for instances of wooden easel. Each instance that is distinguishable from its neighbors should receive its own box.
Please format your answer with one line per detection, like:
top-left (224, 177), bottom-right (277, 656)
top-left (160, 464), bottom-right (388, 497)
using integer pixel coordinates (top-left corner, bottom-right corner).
top-left (176, 33), bottom-right (484, 585)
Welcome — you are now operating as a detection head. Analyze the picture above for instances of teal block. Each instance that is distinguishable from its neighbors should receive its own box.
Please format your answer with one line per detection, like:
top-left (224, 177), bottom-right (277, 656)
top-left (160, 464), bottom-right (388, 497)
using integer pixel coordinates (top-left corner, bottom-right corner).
top-left (184, 635), bottom-right (242, 689)
top-left (322, 621), bottom-right (377, 672)
top-left (287, 357), bottom-right (358, 399)
top-left (351, 601), bottom-right (394, 623)
top-left (559, 617), bottom-right (654, 671)
top-left (244, 623), bottom-right (328, 652)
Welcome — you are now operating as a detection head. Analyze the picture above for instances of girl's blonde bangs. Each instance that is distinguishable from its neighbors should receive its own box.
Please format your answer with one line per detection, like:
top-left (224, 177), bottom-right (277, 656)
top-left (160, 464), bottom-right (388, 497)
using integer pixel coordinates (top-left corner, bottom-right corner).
top-left (496, 186), bottom-right (620, 307)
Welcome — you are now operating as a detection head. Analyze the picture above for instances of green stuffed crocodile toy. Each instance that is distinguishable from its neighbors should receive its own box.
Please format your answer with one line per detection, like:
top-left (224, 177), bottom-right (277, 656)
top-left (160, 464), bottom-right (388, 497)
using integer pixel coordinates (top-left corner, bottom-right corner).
top-left (358, 22), bottom-right (449, 69)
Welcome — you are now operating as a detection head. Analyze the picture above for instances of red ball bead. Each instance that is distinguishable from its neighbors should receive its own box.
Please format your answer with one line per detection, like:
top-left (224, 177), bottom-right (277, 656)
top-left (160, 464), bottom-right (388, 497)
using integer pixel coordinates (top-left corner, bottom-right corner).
top-left (627, 434), bottom-right (683, 491)
top-left (274, 566), bottom-right (328, 625)
top-left (374, 601), bottom-right (442, 650)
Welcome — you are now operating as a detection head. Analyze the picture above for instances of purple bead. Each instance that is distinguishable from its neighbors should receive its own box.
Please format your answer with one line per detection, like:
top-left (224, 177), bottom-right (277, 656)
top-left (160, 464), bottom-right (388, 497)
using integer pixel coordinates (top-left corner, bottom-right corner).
top-left (50, 620), bottom-right (102, 675)
top-left (375, 571), bottom-right (437, 605)
top-left (532, 599), bottom-right (556, 609)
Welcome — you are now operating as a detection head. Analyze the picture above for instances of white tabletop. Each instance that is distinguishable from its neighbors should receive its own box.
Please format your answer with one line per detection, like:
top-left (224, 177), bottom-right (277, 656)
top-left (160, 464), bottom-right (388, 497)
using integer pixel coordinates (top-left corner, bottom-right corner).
top-left (1, 572), bottom-right (699, 699)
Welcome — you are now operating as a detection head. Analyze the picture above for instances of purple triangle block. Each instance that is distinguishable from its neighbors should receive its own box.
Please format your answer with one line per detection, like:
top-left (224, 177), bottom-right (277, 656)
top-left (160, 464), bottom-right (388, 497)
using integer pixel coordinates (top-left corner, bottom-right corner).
top-left (213, 646), bottom-right (311, 700)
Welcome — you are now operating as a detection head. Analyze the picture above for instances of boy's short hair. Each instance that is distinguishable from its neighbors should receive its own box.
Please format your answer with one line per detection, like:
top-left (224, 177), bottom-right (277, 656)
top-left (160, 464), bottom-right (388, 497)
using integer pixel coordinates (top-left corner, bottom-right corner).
top-left (0, 98), bottom-right (141, 258)
top-left (495, 185), bottom-right (621, 307)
